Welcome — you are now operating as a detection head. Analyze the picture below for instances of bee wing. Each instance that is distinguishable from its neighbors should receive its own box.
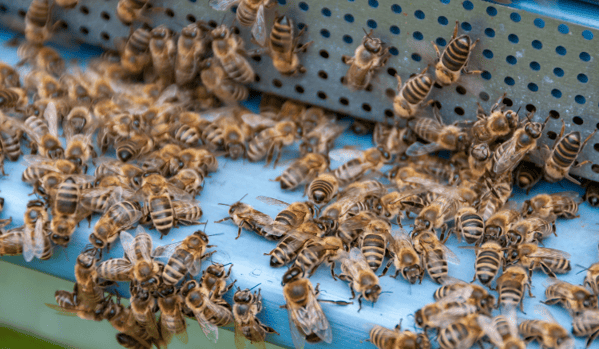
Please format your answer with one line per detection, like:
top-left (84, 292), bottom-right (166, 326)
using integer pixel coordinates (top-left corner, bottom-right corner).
top-left (307, 296), bottom-right (333, 343)
top-left (492, 138), bottom-right (522, 175)
top-left (241, 113), bottom-right (276, 129)
top-left (22, 226), bottom-right (34, 262)
top-left (189, 258), bottom-right (202, 276)
top-left (442, 245), bottom-right (460, 265)
top-left (552, 191), bottom-right (582, 202)
top-left (527, 247), bottom-right (571, 260)
top-left (287, 304), bottom-right (307, 349)
top-left (256, 196), bottom-right (289, 207)
top-left (328, 148), bottom-right (363, 163)
top-left (23, 154), bottom-right (51, 164)
top-left (405, 142), bottom-right (444, 157)
top-left (503, 306), bottom-right (520, 340)
top-left (533, 304), bottom-right (559, 323)
top-left (193, 308), bottom-right (219, 343)
top-left (44, 102), bottom-right (59, 138)
top-left (166, 184), bottom-right (194, 201)
top-left (576, 310), bottom-right (599, 326)
top-left (152, 242), bottom-right (181, 259)
top-left (80, 187), bottom-right (114, 212)
top-left (33, 219), bottom-right (46, 259)
top-left (248, 211), bottom-right (274, 227)
top-left (44, 303), bottom-right (83, 317)
top-left (477, 315), bottom-right (503, 347)
top-left (252, 4), bottom-right (267, 47)
top-left (120, 230), bottom-right (137, 263)
top-left (209, 0), bottom-right (239, 11)
top-left (234, 321), bottom-right (249, 349)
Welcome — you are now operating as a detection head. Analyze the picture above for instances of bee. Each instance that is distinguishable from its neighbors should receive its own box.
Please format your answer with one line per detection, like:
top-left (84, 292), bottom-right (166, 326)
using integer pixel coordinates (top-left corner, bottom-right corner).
top-left (411, 230), bottom-right (460, 284)
top-left (449, 207), bottom-right (485, 245)
top-left (128, 286), bottom-right (161, 341)
top-left (406, 107), bottom-right (469, 156)
top-left (17, 43), bottom-right (64, 78)
top-left (265, 220), bottom-right (326, 268)
top-left (341, 29), bottom-right (390, 90)
top-left (513, 160), bottom-right (543, 194)
top-left (201, 64), bottom-right (249, 104)
top-left (437, 314), bottom-right (484, 349)
top-left (175, 22), bottom-right (212, 86)
top-left (115, 333), bottom-right (152, 349)
top-left (23, 200), bottom-right (52, 261)
top-left (433, 20), bottom-right (481, 86)
top-left (369, 321), bottom-right (430, 349)
top-left (464, 142), bottom-right (493, 180)
top-left (215, 195), bottom-right (279, 240)
top-left (209, 0), bottom-right (276, 47)
top-left (149, 25), bottom-right (176, 85)
top-left (380, 230), bottom-right (424, 284)
top-left (118, 27), bottom-right (152, 76)
top-left (25, 0), bottom-right (59, 44)
top-left (485, 208), bottom-right (521, 242)
top-left (491, 115), bottom-right (548, 177)
top-left (199, 263), bottom-right (235, 299)
top-left (0, 220), bottom-right (47, 261)
top-left (243, 114), bottom-right (298, 167)
top-left (544, 278), bottom-right (598, 316)
top-left (168, 168), bottom-right (205, 197)
top-left (471, 93), bottom-right (519, 145)
top-left (116, 0), bottom-right (156, 25)
top-left (393, 66), bottom-right (434, 120)
top-left (89, 200), bottom-right (142, 250)
top-left (293, 236), bottom-right (344, 278)
top-left (64, 131), bottom-right (97, 173)
top-left (541, 119), bottom-right (597, 185)
top-left (373, 123), bottom-right (416, 158)
top-left (94, 159), bottom-right (144, 189)
top-left (466, 240), bottom-right (504, 287)
top-left (160, 229), bottom-right (215, 286)
top-left (337, 248), bottom-right (382, 310)
top-left (0, 87), bottom-right (28, 111)
top-left (140, 144), bottom-right (184, 176)
top-left (585, 181), bottom-right (599, 207)
top-left (519, 306), bottom-right (574, 349)
top-left (281, 266), bottom-right (347, 348)
top-left (522, 191), bottom-right (581, 221)
top-left (299, 120), bottom-right (347, 158)
top-left (22, 155), bottom-right (79, 185)
top-left (96, 227), bottom-right (164, 290)
top-left (19, 102), bottom-right (64, 159)
top-left (103, 299), bottom-right (161, 348)
top-left (328, 147), bottom-right (390, 186)
top-left (201, 107), bottom-right (252, 159)
top-left (335, 211), bottom-right (378, 251)
top-left (24, 70), bottom-right (64, 99)
top-left (257, 196), bottom-right (315, 238)
top-left (50, 176), bottom-right (93, 246)
top-left (233, 287), bottom-right (279, 347)
top-left (0, 61), bottom-right (20, 88)
top-left (572, 309), bottom-right (599, 348)
top-left (359, 219), bottom-right (391, 272)
top-left (0, 116), bottom-right (22, 161)
top-left (495, 265), bottom-right (533, 311)
top-left (434, 280), bottom-right (496, 314)
top-left (171, 111), bottom-right (210, 147)
top-left (414, 287), bottom-right (480, 332)
top-left (506, 243), bottom-right (571, 277)
top-left (178, 147), bottom-right (219, 174)
top-left (478, 309), bottom-right (526, 349)
top-left (156, 285), bottom-right (189, 344)
top-left (307, 173), bottom-right (339, 206)
top-left (506, 216), bottom-right (556, 246)
top-left (374, 190), bottom-right (426, 225)
top-left (211, 25), bottom-right (255, 84)
top-left (116, 131), bottom-right (154, 163)
top-left (275, 153), bottom-right (328, 191)
top-left (260, 14), bottom-right (313, 76)
top-left (477, 176), bottom-right (513, 221)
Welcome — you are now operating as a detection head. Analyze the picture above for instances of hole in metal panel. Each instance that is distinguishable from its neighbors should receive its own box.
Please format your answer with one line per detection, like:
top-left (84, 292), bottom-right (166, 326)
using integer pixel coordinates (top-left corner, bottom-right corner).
top-left (582, 30), bottom-right (594, 40)
top-left (438, 16), bottom-right (448, 25)
top-left (413, 31), bottom-right (423, 40)
top-left (592, 164), bottom-right (599, 173)
top-left (504, 77), bottom-right (515, 86)
top-left (575, 95), bottom-right (586, 104)
top-left (432, 101), bottom-right (442, 109)
top-left (17, 9), bottom-right (25, 18)
top-left (339, 97), bottom-right (349, 105)
top-left (255, 74), bottom-right (261, 82)
top-left (454, 107), bottom-right (465, 115)
top-left (436, 37), bottom-right (446, 46)
top-left (556, 46), bottom-right (567, 55)
top-left (343, 35), bottom-right (353, 44)
top-left (385, 109), bottom-right (394, 118)
top-left (101, 11), bottom-right (110, 20)
top-left (318, 71), bottom-right (328, 79)
top-left (479, 92), bottom-right (489, 101)
top-left (534, 18), bottom-right (545, 28)
top-left (580, 52), bottom-right (591, 62)
top-left (481, 71), bottom-right (491, 80)
top-left (508, 34), bottom-right (519, 44)
top-left (525, 104), bottom-right (536, 114)
top-left (578, 74), bottom-right (589, 83)
top-left (506, 55), bottom-right (517, 65)
top-left (411, 53), bottom-right (421, 62)
top-left (549, 110), bottom-right (560, 119)
top-left (532, 40), bottom-right (543, 49)
top-left (388, 68), bottom-right (397, 77)
top-left (319, 50), bottom-right (329, 59)
top-left (165, 8), bottom-right (175, 17)
top-left (368, 0), bottom-right (379, 8)
top-left (321, 8), bottom-right (331, 17)
top-left (299, 2), bottom-right (309, 11)
top-left (0, 5), bottom-right (7, 13)
top-left (272, 79), bottom-right (282, 88)
top-left (510, 12), bottom-right (521, 22)
top-left (461, 22), bottom-right (471, 31)
top-left (503, 98), bottom-right (513, 107)
top-left (558, 24), bottom-right (569, 34)
top-left (317, 91), bottom-right (327, 100)
top-left (365, 84), bottom-right (373, 92)
top-left (528, 83), bottom-right (538, 92)
top-left (390, 26), bottom-right (400, 35)
top-left (456, 85), bottom-right (466, 95)
top-left (295, 85), bottom-right (304, 94)
top-left (385, 88), bottom-right (395, 99)
top-left (530, 61), bottom-right (540, 71)
top-left (486, 6), bottom-right (497, 16)
top-left (547, 131), bottom-right (557, 140)
top-left (434, 82), bottom-right (443, 89)
top-left (367, 19), bottom-right (377, 29)
top-left (553, 67), bottom-right (564, 77)
top-left (573, 116), bottom-right (584, 125)
top-left (80, 5), bottom-right (89, 15)
top-left (463, 1), bottom-right (473, 10)
top-left (551, 89), bottom-right (562, 98)
top-left (594, 144), bottom-right (599, 152)
top-left (414, 10), bottom-right (425, 19)
top-left (100, 32), bottom-right (110, 41)
top-left (362, 103), bottom-right (372, 112)
top-left (208, 20), bottom-right (217, 28)
top-left (251, 55), bottom-right (261, 63)
top-left (186, 14), bottom-right (196, 23)
top-left (485, 28), bottom-right (495, 37)
top-left (344, 14), bottom-right (354, 23)
top-left (389, 47), bottom-right (399, 55)
top-left (79, 26), bottom-right (89, 35)
top-left (483, 49), bottom-right (493, 59)
top-left (320, 29), bottom-right (330, 38)
top-left (392, 4), bottom-right (402, 14)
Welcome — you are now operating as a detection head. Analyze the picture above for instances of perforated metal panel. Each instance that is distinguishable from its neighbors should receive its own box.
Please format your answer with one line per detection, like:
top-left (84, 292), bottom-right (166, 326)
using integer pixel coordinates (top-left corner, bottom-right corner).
top-left (2, 0), bottom-right (599, 181)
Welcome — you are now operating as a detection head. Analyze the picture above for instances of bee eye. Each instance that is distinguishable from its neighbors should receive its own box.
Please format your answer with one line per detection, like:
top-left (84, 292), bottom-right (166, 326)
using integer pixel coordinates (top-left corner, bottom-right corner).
top-left (511, 251), bottom-right (518, 258)
top-left (424, 221), bottom-right (430, 228)
top-left (403, 267), bottom-right (410, 273)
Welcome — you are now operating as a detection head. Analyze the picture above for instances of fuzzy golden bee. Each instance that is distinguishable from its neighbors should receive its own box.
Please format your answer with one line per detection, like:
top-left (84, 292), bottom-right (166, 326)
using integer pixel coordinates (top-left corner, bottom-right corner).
top-left (341, 29), bottom-right (389, 90)
top-left (393, 66), bottom-right (434, 120)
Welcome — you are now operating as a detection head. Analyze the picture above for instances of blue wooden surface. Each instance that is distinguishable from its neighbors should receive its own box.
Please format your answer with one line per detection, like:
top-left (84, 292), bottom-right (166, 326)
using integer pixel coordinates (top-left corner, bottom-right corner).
top-left (0, 31), bottom-right (598, 349)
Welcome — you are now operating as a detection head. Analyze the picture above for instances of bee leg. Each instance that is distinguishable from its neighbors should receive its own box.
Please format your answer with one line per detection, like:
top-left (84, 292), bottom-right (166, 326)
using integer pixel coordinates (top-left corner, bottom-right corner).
top-left (395, 74), bottom-right (403, 92)
top-left (341, 55), bottom-right (354, 66)
top-left (431, 42), bottom-right (441, 59)
top-left (236, 225), bottom-right (243, 239)
top-left (357, 296), bottom-right (363, 312)
top-left (439, 224), bottom-right (448, 242)
top-left (201, 250), bottom-right (216, 260)
top-left (330, 264), bottom-right (338, 281)
top-left (262, 324), bottom-right (279, 336)
top-left (586, 330), bottom-right (599, 348)
top-left (379, 259), bottom-right (393, 277)
top-left (273, 143), bottom-right (284, 169)
top-left (541, 298), bottom-right (561, 305)
top-left (470, 273), bottom-right (477, 283)
top-left (295, 41), bottom-right (313, 54)
top-left (539, 263), bottom-right (557, 278)
top-left (452, 21), bottom-right (459, 40)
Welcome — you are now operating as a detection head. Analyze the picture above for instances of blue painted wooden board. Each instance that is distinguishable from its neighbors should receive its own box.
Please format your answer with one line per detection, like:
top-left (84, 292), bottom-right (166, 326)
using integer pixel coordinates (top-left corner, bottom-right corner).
top-left (0, 29), bottom-right (598, 349)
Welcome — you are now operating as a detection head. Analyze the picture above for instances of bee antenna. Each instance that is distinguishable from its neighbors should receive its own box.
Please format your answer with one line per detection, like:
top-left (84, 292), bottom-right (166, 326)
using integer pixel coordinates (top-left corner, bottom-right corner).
top-left (576, 264), bottom-right (590, 274)
top-left (220, 13), bottom-right (227, 26)
top-left (249, 283), bottom-right (261, 290)
top-left (379, 291), bottom-right (393, 294)
top-left (207, 233), bottom-right (224, 237)
top-left (217, 203), bottom-right (230, 206)
top-left (516, 106), bottom-right (522, 114)
top-left (238, 193), bottom-right (248, 202)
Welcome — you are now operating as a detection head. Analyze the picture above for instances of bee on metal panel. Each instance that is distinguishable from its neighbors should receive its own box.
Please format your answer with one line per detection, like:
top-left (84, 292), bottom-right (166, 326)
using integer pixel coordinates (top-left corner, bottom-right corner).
top-left (369, 321), bottom-right (430, 349)
top-left (180, 280), bottom-right (233, 342)
top-left (199, 262), bottom-right (235, 299)
top-left (209, 0), bottom-right (277, 46)
top-left (437, 313), bottom-right (484, 349)
top-left (541, 119), bottom-right (597, 185)
top-left (513, 160), bottom-right (543, 194)
top-left (25, 0), bottom-right (60, 44)
top-left (506, 243), bottom-right (571, 277)
top-left (293, 236), bottom-right (344, 278)
top-left (0, 86), bottom-right (28, 111)
top-left (572, 309), bottom-right (599, 348)
top-left (462, 240), bottom-right (503, 287)
top-left (94, 158), bottom-right (144, 189)
top-left (544, 278), bottom-right (598, 316)
top-left (242, 114), bottom-right (298, 167)
top-left (0, 115), bottom-right (23, 161)
top-left (380, 230), bottom-right (424, 284)
top-left (298, 110), bottom-right (346, 155)
top-left (477, 176), bottom-right (513, 221)
top-left (484, 208), bottom-right (520, 243)
top-left (117, 27), bottom-right (152, 76)
top-left (411, 230), bottom-right (460, 284)
top-left (215, 195), bottom-right (279, 240)
top-left (265, 220), bottom-right (326, 268)
top-left (149, 25), bottom-right (176, 85)
top-left (519, 306), bottom-right (574, 349)
top-left (393, 66), bottom-right (434, 120)
top-left (115, 131), bottom-right (154, 163)
top-left (116, 0), bottom-right (155, 26)
top-left (24, 69), bottom-right (64, 99)
top-left (471, 93), bottom-right (519, 144)
top-left (0, 61), bottom-right (20, 88)
top-left (342, 29), bottom-right (390, 91)
top-left (275, 153), bottom-right (328, 191)
top-left (59, 72), bottom-right (93, 106)
top-left (233, 287), bottom-right (279, 349)
top-left (176, 148), bottom-right (219, 175)
top-left (158, 229), bottom-right (216, 286)
top-left (175, 22), bottom-right (212, 86)
top-left (328, 147), bottom-right (390, 186)
top-left (433, 21), bottom-right (481, 86)
top-left (103, 299), bottom-right (161, 348)
top-left (406, 107), bottom-right (469, 156)
top-left (307, 173), bottom-right (339, 206)
top-left (505, 215), bottom-right (556, 247)
top-left (156, 284), bottom-right (189, 344)
top-left (495, 265), bottom-right (533, 311)
top-left (478, 309), bottom-right (526, 349)
top-left (168, 168), bottom-right (205, 197)
top-left (337, 248), bottom-right (382, 310)
top-left (22, 155), bottom-right (78, 185)
top-left (201, 64), bottom-right (249, 104)
top-left (210, 25), bottom-right (256, 84)
top-left (64, 129), bottom-right (96, 173)
top-left (170, 111), bottom-right (210, 147)
top-left (434, 280), bottom-right (495, 314)
top-left (374, 190), bottom-right (426, 225)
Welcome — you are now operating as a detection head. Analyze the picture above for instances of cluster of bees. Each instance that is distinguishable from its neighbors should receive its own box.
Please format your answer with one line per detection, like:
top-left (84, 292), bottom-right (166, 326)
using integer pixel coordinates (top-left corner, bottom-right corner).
top-left (0, 0), bottom-right (599, 349)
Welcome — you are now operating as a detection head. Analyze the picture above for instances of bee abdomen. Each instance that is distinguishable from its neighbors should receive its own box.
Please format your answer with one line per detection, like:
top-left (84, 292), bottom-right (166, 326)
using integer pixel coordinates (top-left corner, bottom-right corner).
top-left (361, 234), bottom-right (386, 271)
top-left (426, 249), bottom-right (448, 282)
top-left (236, 3), bottom-right (257, 27)
top-left (442, 36), bottom-right (470, 72)
top-left (476, 250), bottom-right (501, 284)
top-left (56, 179), bottom-right (79, 215)
top-left (552, 132), bottom-right (581, 168)
top-left (174, 125), bottom-right (201, 146)
top-left (498, 284), bottom-right (522, 307)
top-left (461, 214), bottom-right (484, 243)
top-left (402, 76), bottom-right (433, 105)
top-left (438, 322), bottom-right (470, 349)
top-left (163, 249), bottom-right (192, 285)
top-left (26, 0), bottom-right (50, 27)
top-left (129, 29), bottom-right (151, 54)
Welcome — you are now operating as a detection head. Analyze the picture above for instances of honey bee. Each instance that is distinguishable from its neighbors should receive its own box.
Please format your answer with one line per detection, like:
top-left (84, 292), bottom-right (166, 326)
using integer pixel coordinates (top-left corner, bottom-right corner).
top-left (414, 287), bottom-right (480, 332)
top-left (201, 64), bottom-right (249, 104)
top-left (434, 280), bottom-right (495, 314)
top-left (369, 321), bottom-right (431, 349)
top-left (406, 107), bottom-right (469, 156)
top-left (0, 116), bottom-right (23, 161)
top-left (572, 309), bottom-right (599, 348)
top-left (506, 216), bottom-right (556, 246)
top-left (522, 192), bottom-right (581, 222)
top-left (466, 240), bottom-right (504, 287)
top-left (513, 160), bottom-right (543, 194)
top-left (50, 176), bottom-right (93, 246)
top-left (0, 61), bottom-right (20, 88)
top-left (585, 181), bottom-right (599, 207)
top-left (265, 220), bottom-right (326, 267)
top-left (433, 20), bottom-right (481, 86)
top-left (411, 230), bottom-right (460, 284)
top-left (437, 314), bottom-right (484, 349)
top-left (449, 206), bottom-right (485, 245)
top-left (25, 0), bottom-right (59, 44)
top-left (22, 155), bottom-right (79, 185)
top-left (380, 230), bottom-right (424, 284)
top-left (328, 147), bottom-right (390, 186)
top-left (275, 153), bottom-right (329, 191)
top-left (495, 265), bottom-right (533, 311)
top-left (56, 0), bottom-right (78, 8)
top-left (19, 102), bottom-right (64, 159)
top-left (281, 266), bottom-right (346, 348)
top-left (259, 14), bottom-right (312, 76)
top-left (544, 278), bottom-right (597, 316)
top-left (307, 173), bottom-right (339, 206)
top-left (478, 308), bottom-right (526, 349)
top-left (0, 87), bottom-right (28, 111)
top-left (293, 236), bottom-right (344, 278)
top-left (463, 143), bottom-right (493, 180)
top-left (156, 284), bottom-right (189, 344)
top-left (300, 119), bottom-right (348, 156)
top-left (257, 196), bottom-right (315, 237)
top-left (103, 299), bottom-right (162, 348)
top-left (175, 22), bottom-right (212, 86)
top-left (24, 70), bottom-right (64, 99)
top-left (477, 176), bottom-right (513, 221)
top-left (170, 111), bottom-right (210, 147)
top-left (374, 190), bottom-right (426, 225)
top-left (116, 131), bottom-right (154, 163)
top-left (341, 29), bottom-right (390, 90)
top-left (243, 114), bottom-right (298, 167)
top-left (94, 159), bottom-right (144, 189)
top-left (17, 43), bottom-right (65, 77)
top-left (23, 199), bottom-right (52, 261)
top-left (64, 131), bottom-right (97, 173)
top-left (211, 25), bottom-right (255, 84)
top-left (359, 219), bottom-right (391, 272)
top-left (215, 195), bottom-right (280, 240)
top-left (491, 115), bottom-right (548, 177)
top-left (541, 119), bottom-right (597, 185)
top-left (337, 248), bottom-right (382, 310)
top-left (168, 168), bottom-right (205, 197)
top-left (96, 227), bottom-right (164, 290)
top-left (199, 262), bottom-right (235, 299)
top-left (393, 67), bottom-right (434, 120)
top-left (506, 243), bottom-right (571, 277)
top-left (118, 27), bottom-right (152, 76)
top-left (373, 123), bottom-right (416, 158)
top-left (200, 107), bottom-right (252, 158)
top-left (233, 286), bottom-right (279, 349)
top-left (128, 286), bottom-right (161, 342)
top-left (159, 229), bottom-right (215, 285)
top-left (472, 93), bottom-right (519, 144)
top-left (89, 200), bottom-right (142, 250)
top-left (139, 143), bottom-right (184, 176)
top-left (485, 208), bottom-right (520, 243)
top-left (210, 0), bottom-right (277, 46)
top-left (519, 306), bottom-right (574, 349)
top-left (178, 147), bottom-right (219, 174)
top-left (149, 25), bottom-right (176, 85)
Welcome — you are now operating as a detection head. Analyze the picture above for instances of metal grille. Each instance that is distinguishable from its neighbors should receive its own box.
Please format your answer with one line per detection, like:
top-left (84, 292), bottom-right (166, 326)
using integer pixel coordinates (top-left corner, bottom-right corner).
top-left (2, 0), bottom-right (599, 181)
